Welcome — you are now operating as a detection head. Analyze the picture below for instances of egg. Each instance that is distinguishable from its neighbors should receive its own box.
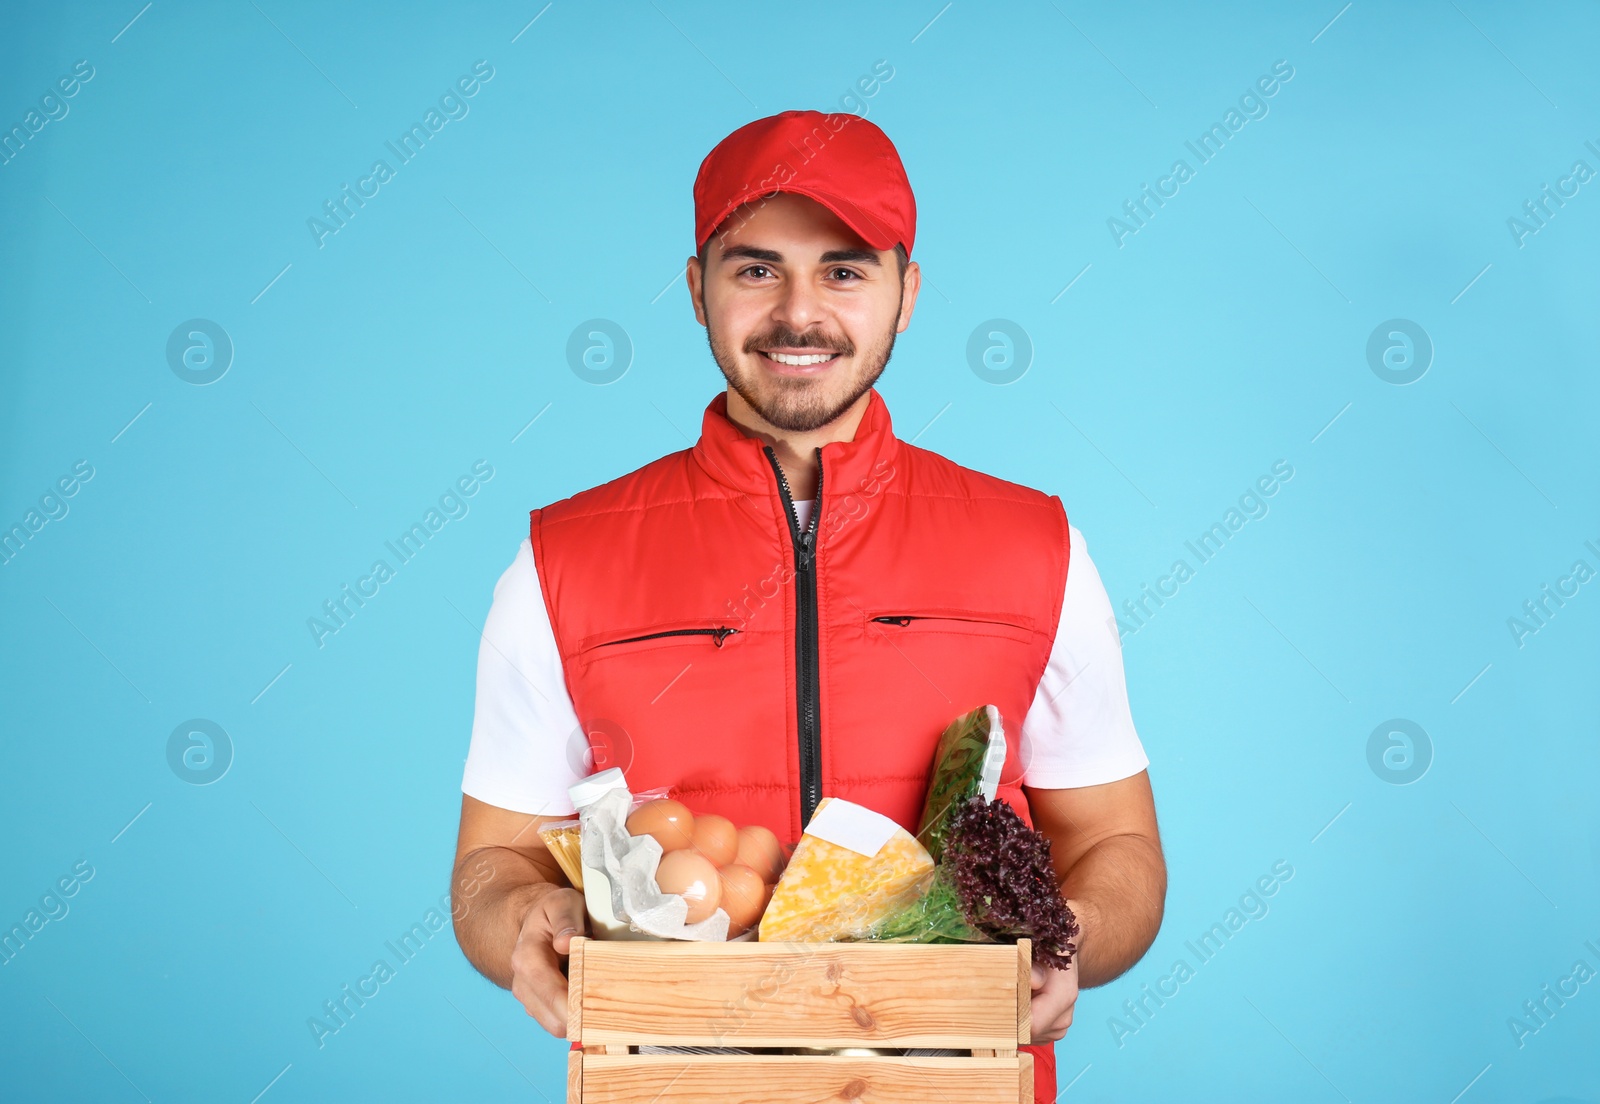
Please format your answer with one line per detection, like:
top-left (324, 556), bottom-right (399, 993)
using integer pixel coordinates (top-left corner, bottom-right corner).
top-left (626, 799), bottom-right (695, 852)
top-left (735, 824), bottom-right (786, 884)
top-left (717, 863), bottom-right (770, 936)
top-left (654, 850), bottom-right (722, 924)
top-left (690, 815), bottom-right (739, 866)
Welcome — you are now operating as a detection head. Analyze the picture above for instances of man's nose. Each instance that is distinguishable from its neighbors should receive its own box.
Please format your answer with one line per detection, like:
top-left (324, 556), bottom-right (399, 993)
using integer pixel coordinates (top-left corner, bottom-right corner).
top-left (770, 278), bottom-right (825, 335)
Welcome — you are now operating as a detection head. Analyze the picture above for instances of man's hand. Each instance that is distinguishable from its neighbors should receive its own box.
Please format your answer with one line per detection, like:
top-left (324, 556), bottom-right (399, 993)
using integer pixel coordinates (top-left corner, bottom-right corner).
top-left (1025, 773), bottom-right (1166, 991)
top-left (1029, 897), bottom-right (1083, 1045)
top-left (509, 883), bottom-right (589, 1037)
top-left (453, 797), bottom-right (594, 1031)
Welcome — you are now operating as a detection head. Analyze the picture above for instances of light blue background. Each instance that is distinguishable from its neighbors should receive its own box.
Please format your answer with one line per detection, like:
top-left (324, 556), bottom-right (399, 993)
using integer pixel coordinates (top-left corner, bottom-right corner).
top-left (3, 1), bottom-right (1597, 1101)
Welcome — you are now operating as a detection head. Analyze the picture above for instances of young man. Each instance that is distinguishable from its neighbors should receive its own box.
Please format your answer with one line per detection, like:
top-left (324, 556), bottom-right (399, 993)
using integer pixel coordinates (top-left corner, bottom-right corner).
top-left (451, 110), bottom-right (1166, 1103)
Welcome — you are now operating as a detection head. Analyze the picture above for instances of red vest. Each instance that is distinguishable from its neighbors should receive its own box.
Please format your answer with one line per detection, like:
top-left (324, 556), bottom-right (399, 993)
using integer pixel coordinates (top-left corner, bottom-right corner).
top-left (534, 388), bottom-right (1070, 1101)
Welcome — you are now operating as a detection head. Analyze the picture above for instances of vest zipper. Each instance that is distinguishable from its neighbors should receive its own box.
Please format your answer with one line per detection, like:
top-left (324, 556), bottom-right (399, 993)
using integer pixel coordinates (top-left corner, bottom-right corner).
top-left (762, 445), bottom-right (823, 831)
top-left (597, 627), bottom-right (739, 647)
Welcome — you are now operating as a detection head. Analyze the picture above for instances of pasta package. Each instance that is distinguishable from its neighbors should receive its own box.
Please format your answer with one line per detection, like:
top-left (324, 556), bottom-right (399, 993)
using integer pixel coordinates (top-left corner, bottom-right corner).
top-left (536, 819), bottom-right (584, 890)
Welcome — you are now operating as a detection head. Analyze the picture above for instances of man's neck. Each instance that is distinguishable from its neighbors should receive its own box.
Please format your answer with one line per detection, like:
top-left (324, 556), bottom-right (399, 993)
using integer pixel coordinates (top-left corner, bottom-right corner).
top-left (723, 387), bottom-right (871, 503)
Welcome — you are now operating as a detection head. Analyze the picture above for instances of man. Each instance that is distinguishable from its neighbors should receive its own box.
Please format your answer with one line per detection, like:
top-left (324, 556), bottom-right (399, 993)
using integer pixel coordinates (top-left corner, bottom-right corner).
top-left (451, 110), bottom-right (1166, 1102)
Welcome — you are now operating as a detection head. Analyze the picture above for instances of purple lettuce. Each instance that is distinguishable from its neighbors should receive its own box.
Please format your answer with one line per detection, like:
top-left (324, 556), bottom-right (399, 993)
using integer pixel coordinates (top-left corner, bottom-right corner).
top-left (868, 795), bottom-right (1080, 972)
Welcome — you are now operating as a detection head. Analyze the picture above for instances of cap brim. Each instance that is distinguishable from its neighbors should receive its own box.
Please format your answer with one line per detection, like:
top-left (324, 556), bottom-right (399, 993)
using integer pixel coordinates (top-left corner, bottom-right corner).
top-left (700, 183), bottom-right (903, 254)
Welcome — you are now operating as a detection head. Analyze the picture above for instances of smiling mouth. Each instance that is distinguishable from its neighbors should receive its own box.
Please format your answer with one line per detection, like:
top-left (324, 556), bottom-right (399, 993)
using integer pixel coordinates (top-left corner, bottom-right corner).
top-left (760, 351), bottom-right (842, 367)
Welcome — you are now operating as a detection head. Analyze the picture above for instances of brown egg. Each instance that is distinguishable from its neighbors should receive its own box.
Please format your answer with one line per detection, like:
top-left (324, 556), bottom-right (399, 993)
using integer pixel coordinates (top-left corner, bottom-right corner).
top-left (626, 799), bottom-right (695, 852)
top-left (655, 850), bottom-right (722, 924)
top-left (691, 815), bottom-right (738, 866)
top-left (717, 863), bottom-right (770, 936)
top-left (735, 824), bottom-right (786, 884)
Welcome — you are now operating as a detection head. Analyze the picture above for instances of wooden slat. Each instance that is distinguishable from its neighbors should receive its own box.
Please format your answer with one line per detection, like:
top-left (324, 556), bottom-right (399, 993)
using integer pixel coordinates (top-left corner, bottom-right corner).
top-left (1018, 1052), bottom-right (1034, 1104)
top-left (1016, 939), bottom-right (1032, 1046)
top-left (567, 936), bottom-right (586, 1041)
top-left (566, 1049), bottom-right (580, 1104)
top-left (580, 1054), bottom-right (1026, 1104)
top-left (573, 940), bottom-right (1021, 1048)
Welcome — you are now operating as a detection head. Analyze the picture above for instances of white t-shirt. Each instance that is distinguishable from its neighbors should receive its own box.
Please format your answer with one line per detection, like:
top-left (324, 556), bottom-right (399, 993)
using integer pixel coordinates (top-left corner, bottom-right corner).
top-left (461, 503), bottom-right (1149, 816)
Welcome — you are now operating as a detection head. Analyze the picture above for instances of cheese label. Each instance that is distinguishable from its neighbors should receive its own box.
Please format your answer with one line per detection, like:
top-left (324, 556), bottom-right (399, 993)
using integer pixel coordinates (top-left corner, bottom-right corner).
top-left (803, 798), bottom-right (900, 857)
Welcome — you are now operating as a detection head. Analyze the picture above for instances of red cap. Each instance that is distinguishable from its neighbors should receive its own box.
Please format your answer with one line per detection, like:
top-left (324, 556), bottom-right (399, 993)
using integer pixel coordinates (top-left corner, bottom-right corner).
top-left (694, 110), bottom-right (916, 258)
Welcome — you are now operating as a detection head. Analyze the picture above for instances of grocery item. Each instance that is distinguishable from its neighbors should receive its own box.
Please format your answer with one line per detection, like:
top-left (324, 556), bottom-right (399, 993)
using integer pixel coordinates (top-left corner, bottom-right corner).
top-left (716, 863), bottom-right (770, 936)
top-left (535, 819), bottom-right (584, 891)
top-left (626, 798), bottom-right (696, 852)
top-left (867, 705), bottom-right (1080, 971)
top-left (916, 704), bottom-right (1006, 863)
top-left (734, 824), bottom-right (784, 883)
top-left (570, 769), bottom-right (647, 940)
top-left (869, 794), bottom-right (1079, 969)
top-left (654, 850), bottom-right (723, 924)
top-left (690, 814), bottom-right (739, 866)
top-left (758, 797), bottom-right (934, 943)
top-left (572, 768), bottom-right (790, 941)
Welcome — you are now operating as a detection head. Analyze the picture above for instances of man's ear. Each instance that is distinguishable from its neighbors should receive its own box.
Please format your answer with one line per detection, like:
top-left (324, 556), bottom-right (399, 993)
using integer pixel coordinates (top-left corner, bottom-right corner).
top-left (895, 259), bottom-right (921, 335)
top-left (686, 255), bottom-right (708, 327)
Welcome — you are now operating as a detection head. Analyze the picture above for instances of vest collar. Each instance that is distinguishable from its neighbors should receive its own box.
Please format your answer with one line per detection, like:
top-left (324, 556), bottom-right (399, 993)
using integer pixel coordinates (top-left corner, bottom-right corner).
top-left (691, 388), bottom-right (900, 501)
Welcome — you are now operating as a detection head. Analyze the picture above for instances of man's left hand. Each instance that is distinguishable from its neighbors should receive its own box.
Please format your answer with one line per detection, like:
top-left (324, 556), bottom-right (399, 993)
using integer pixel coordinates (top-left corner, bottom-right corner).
top-left (1028, 897), bottom-right (1083, 1045)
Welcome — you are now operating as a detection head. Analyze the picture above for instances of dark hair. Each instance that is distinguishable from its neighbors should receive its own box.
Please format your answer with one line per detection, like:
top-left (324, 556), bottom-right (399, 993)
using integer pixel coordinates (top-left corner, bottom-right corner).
top-left (697, 238), bottom-right (909, 281)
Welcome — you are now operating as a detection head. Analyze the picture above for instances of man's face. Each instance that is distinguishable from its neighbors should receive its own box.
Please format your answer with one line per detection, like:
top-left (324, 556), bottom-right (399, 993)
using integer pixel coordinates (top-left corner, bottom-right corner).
top-left (688, 192), bottom-right (920, 433)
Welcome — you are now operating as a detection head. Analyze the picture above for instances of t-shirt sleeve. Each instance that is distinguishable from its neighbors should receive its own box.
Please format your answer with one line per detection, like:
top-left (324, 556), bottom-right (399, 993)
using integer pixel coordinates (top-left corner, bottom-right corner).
top-left (1018, 523), bottom-right (1151, 788)
top-left (460, 536), bottom-right (584, 815)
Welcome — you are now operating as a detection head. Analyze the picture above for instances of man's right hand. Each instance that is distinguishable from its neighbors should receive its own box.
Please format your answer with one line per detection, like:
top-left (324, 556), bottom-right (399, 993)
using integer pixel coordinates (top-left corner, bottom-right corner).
top-left (509, 883), bottom-right (589, 1037)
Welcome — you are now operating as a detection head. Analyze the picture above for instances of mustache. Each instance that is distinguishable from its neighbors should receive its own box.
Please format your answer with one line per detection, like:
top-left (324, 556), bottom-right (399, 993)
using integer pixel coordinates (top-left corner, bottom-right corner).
top-left (744, 328), bottom-right (853, 356)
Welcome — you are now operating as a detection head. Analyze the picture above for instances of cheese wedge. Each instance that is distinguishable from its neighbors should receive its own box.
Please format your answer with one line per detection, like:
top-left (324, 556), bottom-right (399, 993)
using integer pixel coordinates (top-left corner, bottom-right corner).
top-left (758, 798), bottom-right (935, 943)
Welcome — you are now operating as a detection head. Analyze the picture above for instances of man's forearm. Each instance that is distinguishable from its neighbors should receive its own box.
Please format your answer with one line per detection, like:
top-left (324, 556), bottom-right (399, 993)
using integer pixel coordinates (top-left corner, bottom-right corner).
top-left (1060, 833), bottom-right (1166, 988)
top-left (451, 845), bottom-right (566, 989)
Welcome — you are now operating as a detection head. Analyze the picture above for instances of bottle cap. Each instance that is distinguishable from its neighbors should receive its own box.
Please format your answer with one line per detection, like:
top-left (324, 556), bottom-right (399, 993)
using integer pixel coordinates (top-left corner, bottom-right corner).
top-left (568, 767), bottom-right (630, 809)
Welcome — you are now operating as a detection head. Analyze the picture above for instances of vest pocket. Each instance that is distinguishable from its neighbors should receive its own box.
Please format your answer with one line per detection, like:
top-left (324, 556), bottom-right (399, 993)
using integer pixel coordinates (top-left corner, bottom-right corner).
top-left (582, 625), bottom-right (741, 654)
top-left (865, 611), bottom-right (1036, 645)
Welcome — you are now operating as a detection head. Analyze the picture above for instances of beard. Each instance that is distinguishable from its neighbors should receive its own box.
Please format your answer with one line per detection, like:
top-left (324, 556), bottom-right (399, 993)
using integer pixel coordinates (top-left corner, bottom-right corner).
top-left (705, 309), bottom-right (900, 433)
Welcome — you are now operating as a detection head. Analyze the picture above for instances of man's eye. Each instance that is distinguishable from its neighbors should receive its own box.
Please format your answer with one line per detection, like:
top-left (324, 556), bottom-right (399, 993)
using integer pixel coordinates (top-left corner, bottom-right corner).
top-left (829, 268), bottom-right (861, 281)
top-left (741, 265), bottom-right (772, 279)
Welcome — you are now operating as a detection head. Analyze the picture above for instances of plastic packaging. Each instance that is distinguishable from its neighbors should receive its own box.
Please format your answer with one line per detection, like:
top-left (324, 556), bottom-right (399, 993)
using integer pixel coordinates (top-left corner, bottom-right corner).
top-left (866, 707), bottom-right (1080, 970)
top-left (536, 819), bottom-right (584, 890)
top-left (915, 704), bottom-right (1006, 863)
top-left (568, 769), bottom-right (783, 942)
top-left (568, 768), bottom-right (641, 939)
top-left (758, 796), bottom-right (934, 943)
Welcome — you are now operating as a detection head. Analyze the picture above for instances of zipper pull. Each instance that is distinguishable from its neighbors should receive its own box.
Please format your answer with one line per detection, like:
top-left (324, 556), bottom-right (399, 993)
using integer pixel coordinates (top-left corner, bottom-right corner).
top-left (712, 627), bottom-right (737, 647)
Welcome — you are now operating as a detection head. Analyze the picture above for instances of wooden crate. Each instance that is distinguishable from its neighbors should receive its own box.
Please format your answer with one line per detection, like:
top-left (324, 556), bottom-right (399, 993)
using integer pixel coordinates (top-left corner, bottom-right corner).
top-left (566, 935), bottom-right (1033, 1103)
